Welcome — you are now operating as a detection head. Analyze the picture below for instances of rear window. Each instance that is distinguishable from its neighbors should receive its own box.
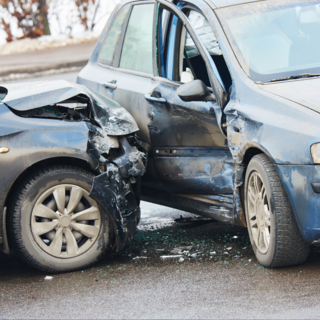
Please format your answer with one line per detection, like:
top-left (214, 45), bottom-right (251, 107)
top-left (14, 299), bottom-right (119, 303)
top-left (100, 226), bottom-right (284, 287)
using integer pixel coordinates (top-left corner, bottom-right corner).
top-left (119, 4), bottom-right (155, 74)
top-left (98, 5), bottom-right (130, 66)
top-left (0, 87), bottom-right (8, 102)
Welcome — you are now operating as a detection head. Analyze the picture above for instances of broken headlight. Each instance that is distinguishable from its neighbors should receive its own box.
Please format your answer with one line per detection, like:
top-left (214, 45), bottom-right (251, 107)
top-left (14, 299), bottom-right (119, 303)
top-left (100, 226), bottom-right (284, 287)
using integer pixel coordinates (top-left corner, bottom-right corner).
top-left (311, 143), bottom-right (320, 164)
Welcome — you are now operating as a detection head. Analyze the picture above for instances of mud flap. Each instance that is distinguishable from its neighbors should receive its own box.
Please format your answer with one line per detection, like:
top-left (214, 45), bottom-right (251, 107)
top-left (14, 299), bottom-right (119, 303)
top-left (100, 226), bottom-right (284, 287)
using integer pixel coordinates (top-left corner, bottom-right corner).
top-left (89, 137), bottom-right (146, 252)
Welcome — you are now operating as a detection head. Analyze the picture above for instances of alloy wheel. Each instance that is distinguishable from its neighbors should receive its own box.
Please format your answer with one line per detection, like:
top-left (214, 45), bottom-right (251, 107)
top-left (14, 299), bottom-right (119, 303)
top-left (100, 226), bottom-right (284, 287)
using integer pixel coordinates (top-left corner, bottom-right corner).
top-left (247, 171), bottom-right (271, 254)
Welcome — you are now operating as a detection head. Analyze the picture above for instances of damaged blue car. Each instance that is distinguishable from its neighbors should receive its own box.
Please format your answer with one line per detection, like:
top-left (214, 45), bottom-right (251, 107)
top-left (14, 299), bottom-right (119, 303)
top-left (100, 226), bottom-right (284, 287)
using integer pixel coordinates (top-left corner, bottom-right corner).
top-left (1, 0), bottom-right (320, 272)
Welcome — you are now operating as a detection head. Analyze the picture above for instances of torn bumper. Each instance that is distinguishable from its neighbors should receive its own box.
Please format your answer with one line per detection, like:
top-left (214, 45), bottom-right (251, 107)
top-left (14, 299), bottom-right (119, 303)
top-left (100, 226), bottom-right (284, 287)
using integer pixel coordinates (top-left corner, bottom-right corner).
top-left (275, 164), bottom-right (320, 244)
top-left (90, 137), bottom-right (146, 252)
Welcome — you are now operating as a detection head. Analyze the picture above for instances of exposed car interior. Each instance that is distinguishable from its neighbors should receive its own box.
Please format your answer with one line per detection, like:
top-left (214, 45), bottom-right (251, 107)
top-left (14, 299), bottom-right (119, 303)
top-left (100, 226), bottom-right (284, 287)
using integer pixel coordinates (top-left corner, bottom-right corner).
top-left (157, 6), bottom-right (232, 93)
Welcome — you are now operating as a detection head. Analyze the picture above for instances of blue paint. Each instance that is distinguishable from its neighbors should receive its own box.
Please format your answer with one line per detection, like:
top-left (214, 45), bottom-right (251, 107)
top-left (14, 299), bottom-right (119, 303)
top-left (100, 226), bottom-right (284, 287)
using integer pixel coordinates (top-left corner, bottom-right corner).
top-left (180, 162), bottom-right (190, 169)
top-left (166, 15), bottom-right (178, 81)
top-left (275, 164), bottom-right (320, 243)
top-left (204, 163), bottom-right (211, 174)
top-left (159, 10), bottom-right (166, 78)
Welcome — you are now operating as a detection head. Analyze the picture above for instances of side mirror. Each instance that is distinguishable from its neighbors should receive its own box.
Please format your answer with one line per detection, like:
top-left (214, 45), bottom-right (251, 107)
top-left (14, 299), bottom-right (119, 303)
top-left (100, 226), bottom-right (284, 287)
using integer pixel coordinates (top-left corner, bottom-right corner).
top-left (177, 79), bottom-right (215, 102)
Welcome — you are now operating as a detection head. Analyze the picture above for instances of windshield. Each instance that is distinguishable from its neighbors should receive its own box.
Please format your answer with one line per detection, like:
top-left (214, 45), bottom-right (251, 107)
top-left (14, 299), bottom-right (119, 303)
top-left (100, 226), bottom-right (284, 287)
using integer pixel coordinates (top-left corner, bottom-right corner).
top-left (216, 0), bottom-right (320, 82)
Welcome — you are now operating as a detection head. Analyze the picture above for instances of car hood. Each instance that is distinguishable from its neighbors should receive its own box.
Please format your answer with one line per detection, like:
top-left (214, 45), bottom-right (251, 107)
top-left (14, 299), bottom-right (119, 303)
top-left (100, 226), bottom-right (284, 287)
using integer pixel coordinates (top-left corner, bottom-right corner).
top-left (0, 80), bottom-right (139, 136)
top-left (259, 77), bottom-right (320, 114)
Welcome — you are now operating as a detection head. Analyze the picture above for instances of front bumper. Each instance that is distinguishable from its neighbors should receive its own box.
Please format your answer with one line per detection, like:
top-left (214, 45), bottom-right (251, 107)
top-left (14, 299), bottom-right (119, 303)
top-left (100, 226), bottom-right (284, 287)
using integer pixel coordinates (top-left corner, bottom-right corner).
top-left (275, 164), bottom-right (320, 244)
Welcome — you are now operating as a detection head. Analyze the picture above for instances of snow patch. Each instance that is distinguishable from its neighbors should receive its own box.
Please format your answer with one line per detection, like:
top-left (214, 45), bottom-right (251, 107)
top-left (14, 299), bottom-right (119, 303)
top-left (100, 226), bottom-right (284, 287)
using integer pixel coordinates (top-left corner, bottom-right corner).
top-left (0, 33), bottom-right (98, 56)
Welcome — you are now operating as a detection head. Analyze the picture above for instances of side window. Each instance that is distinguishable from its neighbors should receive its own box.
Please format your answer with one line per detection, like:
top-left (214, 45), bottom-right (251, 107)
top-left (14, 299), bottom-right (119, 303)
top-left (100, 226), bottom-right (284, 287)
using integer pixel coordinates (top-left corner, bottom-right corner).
top-left (98, 5), bottom-right (130, 66)
top-left (119, 4), bottom-right (155, 74)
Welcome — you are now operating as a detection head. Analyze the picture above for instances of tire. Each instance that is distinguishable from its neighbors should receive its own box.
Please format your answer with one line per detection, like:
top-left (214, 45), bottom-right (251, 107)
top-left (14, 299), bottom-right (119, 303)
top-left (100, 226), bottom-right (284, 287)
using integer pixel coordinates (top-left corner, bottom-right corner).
top-left (244, 154), bottom-right (309, 268)
top-left (8, 165), bottom-right (110, 273)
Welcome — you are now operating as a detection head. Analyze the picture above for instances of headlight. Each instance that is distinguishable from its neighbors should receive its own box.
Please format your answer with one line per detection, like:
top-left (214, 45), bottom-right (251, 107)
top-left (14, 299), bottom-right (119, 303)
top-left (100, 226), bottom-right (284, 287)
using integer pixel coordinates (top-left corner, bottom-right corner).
top-left (311, 143), bottom-right (320, 164)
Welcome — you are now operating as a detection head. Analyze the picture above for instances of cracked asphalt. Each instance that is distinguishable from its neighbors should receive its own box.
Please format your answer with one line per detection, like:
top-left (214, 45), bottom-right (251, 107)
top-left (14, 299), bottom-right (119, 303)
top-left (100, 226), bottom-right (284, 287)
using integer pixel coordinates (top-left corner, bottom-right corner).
top-left (1, 73), bottom-right (320, 319)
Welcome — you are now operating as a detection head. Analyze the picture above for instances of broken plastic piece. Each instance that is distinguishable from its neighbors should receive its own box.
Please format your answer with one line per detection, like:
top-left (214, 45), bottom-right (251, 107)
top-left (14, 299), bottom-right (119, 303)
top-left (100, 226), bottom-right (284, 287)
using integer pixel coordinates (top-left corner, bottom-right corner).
top-left (160, 255), bottom-right (183, 260)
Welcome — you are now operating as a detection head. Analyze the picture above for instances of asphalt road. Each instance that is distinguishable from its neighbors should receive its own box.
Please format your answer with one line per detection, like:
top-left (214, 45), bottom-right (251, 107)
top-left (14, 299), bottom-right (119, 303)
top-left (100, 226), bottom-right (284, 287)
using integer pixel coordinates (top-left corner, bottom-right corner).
top-left (1, 73), bottom-right (320, 319)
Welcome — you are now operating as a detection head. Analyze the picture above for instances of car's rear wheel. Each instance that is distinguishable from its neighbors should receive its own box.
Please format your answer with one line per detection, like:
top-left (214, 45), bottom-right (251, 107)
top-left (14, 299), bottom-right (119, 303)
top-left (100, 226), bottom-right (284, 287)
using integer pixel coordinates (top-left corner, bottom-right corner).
top-left (8, 165), bottom-right (109, 273)
top-left (244, 154), bottom-right (310, 267)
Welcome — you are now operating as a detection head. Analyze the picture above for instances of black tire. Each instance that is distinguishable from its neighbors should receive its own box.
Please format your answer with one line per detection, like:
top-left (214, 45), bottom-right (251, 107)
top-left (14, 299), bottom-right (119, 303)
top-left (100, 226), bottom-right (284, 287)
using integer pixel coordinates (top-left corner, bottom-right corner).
top-left (8, 165), bottom-right (109, 273)
top-left (244, 154), bottom-right (310, 268)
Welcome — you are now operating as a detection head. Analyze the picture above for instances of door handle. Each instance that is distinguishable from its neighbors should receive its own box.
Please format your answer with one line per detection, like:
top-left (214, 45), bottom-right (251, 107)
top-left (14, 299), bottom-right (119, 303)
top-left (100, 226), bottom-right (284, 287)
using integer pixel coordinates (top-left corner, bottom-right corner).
top-left (103, 81), bottom-right (117, 90)
top-left (144, 93), bottom-right (166, 103)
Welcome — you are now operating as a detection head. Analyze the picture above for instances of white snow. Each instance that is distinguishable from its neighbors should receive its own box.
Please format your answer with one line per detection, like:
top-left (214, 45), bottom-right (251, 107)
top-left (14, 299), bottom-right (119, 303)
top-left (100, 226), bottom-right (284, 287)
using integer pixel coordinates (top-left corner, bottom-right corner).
top-left (0, 0), bottom-right (121, 54)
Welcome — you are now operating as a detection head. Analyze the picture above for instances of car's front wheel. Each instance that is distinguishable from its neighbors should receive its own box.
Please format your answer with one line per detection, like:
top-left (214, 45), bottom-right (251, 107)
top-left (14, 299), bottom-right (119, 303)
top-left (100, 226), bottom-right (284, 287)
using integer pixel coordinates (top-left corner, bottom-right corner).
top-left (244, 154), bottom-right (310, 268)
top-left (8, 165), bottom-right (109, 273)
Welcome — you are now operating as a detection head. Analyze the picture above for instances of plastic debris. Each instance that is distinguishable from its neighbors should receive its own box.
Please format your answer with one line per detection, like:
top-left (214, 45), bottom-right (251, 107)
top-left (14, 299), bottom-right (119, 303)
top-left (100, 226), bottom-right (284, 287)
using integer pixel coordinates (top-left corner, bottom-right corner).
top-left (44, 276), bottom-right (53, 280)
top-left (179, 257), bottom-right (185, 263)
top-left (210, 251), bottom-right (216, 255)
top-left (160, 255), bottom-right (183, 260)
top-left (170, 248), bottom-right (183, 254)
top-left (174, 216), bottom-right (213, 223)
top-left (179, 245), bottom-right (193, 250)
top-left (190, 253), bottom-right (197, 258)
top-left (232, 236), bottom-right (238, 239)
top-left (132, 256), bottom-right (147, 260)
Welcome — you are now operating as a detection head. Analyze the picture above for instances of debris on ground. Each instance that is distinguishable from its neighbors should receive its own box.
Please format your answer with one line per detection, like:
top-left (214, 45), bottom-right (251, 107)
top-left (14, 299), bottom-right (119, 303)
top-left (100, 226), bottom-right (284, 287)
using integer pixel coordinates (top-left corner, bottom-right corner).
top-left (160, 255), bottom-right (183, 260)
top-left (44, 276), bottom-right (53, 280)
top-left (174, 215), bottom-right (214, 223)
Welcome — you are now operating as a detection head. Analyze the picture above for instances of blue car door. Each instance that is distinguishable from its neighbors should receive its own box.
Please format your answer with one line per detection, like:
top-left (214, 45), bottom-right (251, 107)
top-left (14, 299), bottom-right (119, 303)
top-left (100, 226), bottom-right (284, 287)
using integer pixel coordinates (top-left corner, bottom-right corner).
top-left (145, 2), bottom-right (235, 195)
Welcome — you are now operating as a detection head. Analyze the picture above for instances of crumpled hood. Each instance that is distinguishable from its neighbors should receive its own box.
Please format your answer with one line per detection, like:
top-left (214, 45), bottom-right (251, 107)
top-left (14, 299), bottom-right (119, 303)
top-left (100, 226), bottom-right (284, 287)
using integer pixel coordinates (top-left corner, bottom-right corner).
top-left (259, 77), bottom-right (320, 114)
top-left (0, 80), bottom-right (139, 136)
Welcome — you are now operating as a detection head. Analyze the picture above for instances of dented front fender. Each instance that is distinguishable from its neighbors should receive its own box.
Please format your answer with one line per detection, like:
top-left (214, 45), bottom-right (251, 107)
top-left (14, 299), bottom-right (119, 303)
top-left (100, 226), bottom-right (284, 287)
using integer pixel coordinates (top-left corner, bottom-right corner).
top-left (90, 138), bottom-right (146, 252)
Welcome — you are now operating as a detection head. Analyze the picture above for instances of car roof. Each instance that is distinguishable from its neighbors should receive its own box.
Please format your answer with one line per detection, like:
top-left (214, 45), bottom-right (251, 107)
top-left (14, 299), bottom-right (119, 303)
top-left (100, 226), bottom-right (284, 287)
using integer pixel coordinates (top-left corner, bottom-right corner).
top-left (207, 0), bottom-right (263, 9)
top-left (127, 0), bottom-right (263, 9)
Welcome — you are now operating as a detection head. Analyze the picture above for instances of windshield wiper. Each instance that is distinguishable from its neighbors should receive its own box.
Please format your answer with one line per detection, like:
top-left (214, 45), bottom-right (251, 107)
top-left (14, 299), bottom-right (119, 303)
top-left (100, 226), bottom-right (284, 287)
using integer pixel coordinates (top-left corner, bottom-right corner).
top-left (261, 73), bottom-right (320, 84)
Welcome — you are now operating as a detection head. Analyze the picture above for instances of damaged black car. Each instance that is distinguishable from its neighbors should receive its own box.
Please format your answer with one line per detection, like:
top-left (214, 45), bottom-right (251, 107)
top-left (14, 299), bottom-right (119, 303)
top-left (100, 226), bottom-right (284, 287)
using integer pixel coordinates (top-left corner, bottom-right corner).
top-left (0, 81), bottom-right (146, 272)
top-left (2, 0), bottom-right (320, 272)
